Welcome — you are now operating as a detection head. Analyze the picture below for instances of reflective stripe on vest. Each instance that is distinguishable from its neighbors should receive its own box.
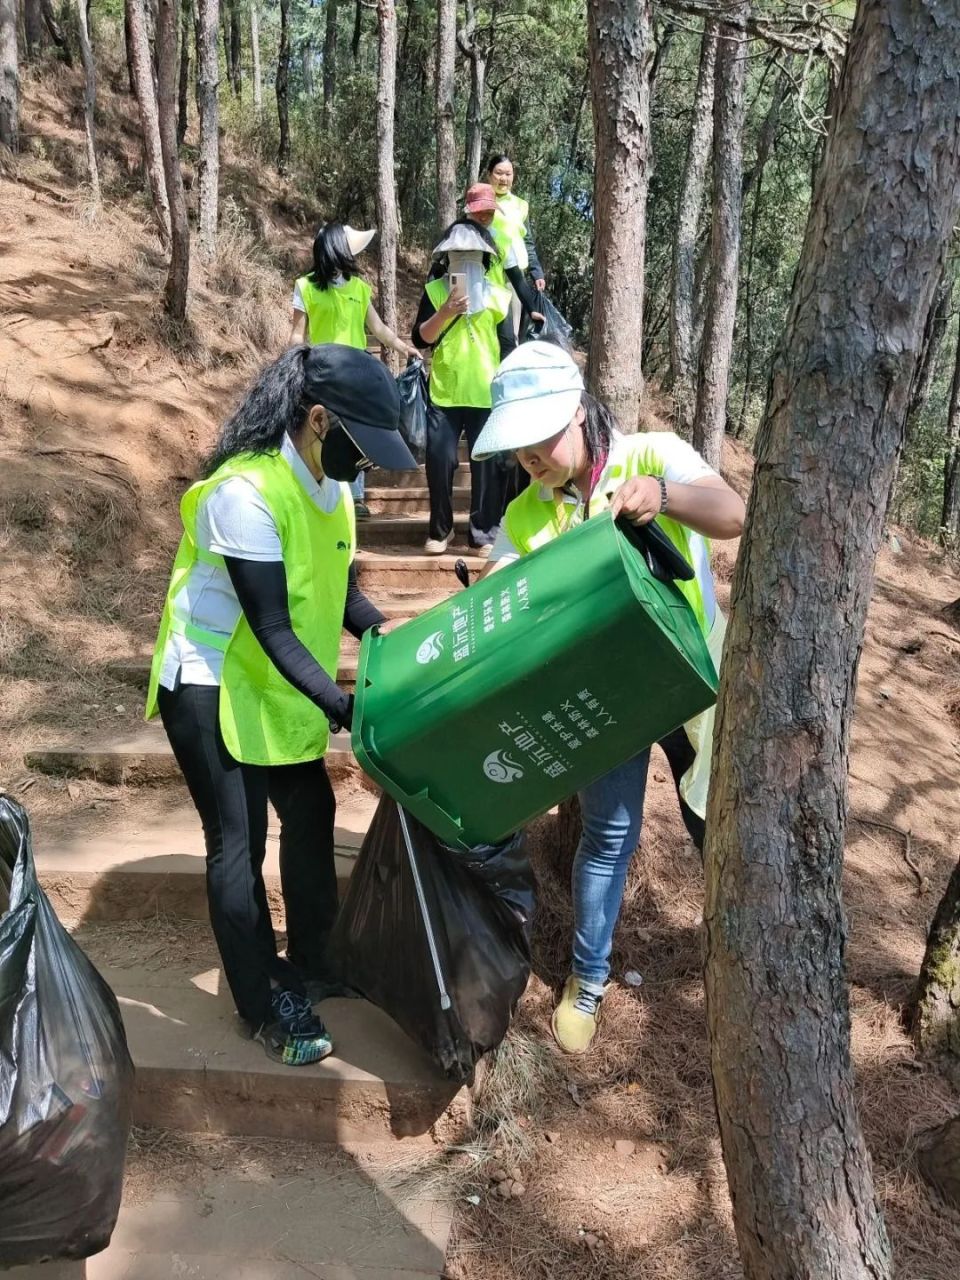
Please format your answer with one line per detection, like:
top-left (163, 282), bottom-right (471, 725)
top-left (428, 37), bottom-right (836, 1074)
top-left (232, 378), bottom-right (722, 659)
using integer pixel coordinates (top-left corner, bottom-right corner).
top-left (502, 454), bottom-right (710, 634)
top-left (492, 193), bottom-right (529, 271)
top-left (296, 274), bottom-right (372, 348)
top-left (424, 275), bottom-right (511, 410)
top-left (145, 451), bottom-right (356, 766)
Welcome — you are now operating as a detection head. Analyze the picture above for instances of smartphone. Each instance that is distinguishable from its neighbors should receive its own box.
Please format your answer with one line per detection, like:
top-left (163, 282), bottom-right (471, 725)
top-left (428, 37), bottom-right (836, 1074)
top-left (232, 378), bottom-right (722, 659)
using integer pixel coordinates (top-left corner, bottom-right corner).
top-left (448, 272), bottom-right (466, 301)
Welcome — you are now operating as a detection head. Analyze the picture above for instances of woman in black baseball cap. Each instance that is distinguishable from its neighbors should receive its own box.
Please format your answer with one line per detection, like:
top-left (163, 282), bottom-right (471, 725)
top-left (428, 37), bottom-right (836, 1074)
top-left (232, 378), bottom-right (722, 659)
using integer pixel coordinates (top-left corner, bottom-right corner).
top-left (145, 343), bottom-right (416, 1067)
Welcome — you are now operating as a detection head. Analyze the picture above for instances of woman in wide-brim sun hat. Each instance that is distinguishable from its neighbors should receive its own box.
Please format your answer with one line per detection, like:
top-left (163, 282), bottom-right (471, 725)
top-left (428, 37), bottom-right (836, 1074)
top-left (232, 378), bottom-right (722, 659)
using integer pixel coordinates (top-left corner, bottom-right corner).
top-left (474, 340), bottom-right (746, 1056)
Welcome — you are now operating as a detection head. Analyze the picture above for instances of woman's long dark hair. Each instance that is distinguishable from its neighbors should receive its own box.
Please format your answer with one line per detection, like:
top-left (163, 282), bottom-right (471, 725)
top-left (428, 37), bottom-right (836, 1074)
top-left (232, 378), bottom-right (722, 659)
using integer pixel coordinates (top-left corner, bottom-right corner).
top-left (484, 151), bottom-right (512, 174)
top-left (429, 216), bottom-right (499, 279)
top-left (203, 346), bottom-right (310, 476)
top-left (309, 222), bottom-right (359, 290)
top-left (580, 391), bottom-right (618, 470)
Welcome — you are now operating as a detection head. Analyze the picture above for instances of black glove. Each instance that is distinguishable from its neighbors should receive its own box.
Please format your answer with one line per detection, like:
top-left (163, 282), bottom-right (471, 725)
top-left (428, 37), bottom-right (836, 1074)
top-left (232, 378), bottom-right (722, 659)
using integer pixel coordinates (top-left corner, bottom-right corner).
top-left (329, 694), bottom-right (354, 734)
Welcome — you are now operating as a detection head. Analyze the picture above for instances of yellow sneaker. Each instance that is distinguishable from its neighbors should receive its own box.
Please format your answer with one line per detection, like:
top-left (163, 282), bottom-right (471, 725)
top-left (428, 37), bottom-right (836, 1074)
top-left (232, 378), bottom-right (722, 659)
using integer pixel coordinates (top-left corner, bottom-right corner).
top-left (551, 976), bottom-right (604, 1054)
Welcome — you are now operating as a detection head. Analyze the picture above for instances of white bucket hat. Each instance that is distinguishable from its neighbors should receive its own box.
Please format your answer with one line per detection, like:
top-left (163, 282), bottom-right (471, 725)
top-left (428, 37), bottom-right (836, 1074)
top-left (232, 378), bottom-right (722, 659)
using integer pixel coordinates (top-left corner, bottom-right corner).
top-left (471, 341), bottom-right (584, 460)
top-left (344, 225), bottom-right (376, 256)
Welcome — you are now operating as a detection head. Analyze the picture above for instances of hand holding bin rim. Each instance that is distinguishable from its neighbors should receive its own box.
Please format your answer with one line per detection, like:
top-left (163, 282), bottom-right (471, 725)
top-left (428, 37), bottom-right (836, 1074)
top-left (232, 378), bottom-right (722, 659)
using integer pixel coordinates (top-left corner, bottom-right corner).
top-left (0, 797), bottom-right (134, 1268)
top-left (351, 510), bottom-right (718, 849)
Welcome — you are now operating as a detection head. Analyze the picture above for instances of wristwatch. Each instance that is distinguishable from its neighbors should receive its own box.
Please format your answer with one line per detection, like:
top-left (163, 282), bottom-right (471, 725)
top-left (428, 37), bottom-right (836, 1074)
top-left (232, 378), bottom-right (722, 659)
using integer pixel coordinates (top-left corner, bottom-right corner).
top-left (656, 475), bottom-right (668, 514)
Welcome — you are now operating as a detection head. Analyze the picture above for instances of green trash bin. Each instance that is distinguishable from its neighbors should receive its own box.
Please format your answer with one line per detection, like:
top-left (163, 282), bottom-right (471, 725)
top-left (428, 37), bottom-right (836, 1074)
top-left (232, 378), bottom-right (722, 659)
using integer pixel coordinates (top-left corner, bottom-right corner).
top-left (352, 511), bottom-right (718, 848)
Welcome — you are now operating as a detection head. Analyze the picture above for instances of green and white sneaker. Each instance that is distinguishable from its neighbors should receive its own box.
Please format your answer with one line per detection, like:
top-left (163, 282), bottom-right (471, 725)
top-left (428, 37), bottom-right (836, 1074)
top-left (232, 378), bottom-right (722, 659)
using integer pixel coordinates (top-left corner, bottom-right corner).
top-left (255, 989), bottom-right (333, 1066)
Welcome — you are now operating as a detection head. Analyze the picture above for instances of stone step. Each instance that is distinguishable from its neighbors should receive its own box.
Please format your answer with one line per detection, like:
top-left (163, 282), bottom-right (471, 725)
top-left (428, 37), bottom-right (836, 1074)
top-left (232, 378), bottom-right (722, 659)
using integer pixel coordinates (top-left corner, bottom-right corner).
top-left (363, 485), bottom-right (469, 515)
top-left (69, 916), bottom-right (465, 1144)
top-left (355, 549), bottom-right (486, 591)
top-left (9, 1129), bottom-right (452, 1277)
top-left (359, 515), bottom-right (470, 547)
top-left (25, 726), bottom-right (370, 788)
top-left (32, 790), bottom-right (380, 923)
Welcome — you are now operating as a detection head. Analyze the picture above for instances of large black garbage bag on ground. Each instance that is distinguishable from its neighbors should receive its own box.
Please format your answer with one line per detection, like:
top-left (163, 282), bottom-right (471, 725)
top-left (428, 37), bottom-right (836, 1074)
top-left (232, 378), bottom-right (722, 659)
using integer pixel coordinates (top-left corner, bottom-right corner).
top-left (329, 794), bottom-right (533, 1080)
top-left (0, 796), bottom-right (134, 1267)
top-left (396, 358), bottom-right (429, 460)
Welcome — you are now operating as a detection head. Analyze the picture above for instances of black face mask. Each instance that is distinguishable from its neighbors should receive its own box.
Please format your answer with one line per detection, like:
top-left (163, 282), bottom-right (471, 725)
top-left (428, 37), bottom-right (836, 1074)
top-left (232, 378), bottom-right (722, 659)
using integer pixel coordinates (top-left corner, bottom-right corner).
top-left (320, 425), bottom-right (367, 482)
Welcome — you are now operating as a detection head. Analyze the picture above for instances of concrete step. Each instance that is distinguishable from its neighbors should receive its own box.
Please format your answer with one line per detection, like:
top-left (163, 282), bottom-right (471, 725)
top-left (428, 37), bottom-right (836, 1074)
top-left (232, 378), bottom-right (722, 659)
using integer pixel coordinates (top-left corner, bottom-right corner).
top-left (363, 486), bottom-right (469, 515)
top-left (9, 1130), bottom-right (452, 1279)
top-left (70, 917), bottom-right (465, 1144)
top-left (355, 549), bottom-right (487, 591)
top-left (32, 789), bottom-right (380, 923)
top-left (25, 725), bottom-right (370, 788)
top-left (358, 515), bottom-right (470, 548)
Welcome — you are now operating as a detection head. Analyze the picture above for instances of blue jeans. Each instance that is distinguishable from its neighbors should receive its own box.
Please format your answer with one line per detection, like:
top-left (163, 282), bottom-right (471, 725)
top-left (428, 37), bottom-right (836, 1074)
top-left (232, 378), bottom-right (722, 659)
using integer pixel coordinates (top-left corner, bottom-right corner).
top-left (571, 728), bottom-right (704, 988)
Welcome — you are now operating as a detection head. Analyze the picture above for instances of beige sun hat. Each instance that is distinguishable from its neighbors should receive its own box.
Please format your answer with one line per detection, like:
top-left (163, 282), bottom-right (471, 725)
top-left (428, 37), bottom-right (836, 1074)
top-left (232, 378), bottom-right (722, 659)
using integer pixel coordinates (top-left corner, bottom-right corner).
top-left (344, 225), bottom-right (376, 255)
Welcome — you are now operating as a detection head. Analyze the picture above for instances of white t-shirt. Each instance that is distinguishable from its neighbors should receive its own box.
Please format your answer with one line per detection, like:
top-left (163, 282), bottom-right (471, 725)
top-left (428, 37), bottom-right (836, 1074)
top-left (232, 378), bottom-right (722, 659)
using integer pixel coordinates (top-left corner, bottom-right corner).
top-left (488, 429), bottom-right (719, 624)
top-left (157, 435), bottom-right (344, 690)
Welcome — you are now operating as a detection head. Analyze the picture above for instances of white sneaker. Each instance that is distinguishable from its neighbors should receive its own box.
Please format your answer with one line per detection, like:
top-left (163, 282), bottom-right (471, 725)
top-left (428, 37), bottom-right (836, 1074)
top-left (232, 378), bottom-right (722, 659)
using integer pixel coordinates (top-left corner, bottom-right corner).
top-left (424, 535), bottom-right (450, 554)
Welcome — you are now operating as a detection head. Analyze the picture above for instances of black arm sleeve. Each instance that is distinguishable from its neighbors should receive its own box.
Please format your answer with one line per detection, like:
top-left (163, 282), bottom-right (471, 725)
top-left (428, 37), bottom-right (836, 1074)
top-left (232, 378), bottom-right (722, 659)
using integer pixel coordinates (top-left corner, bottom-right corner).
top-left (505, 265), bottom-right (540, 316)
top-left (342, 562), bottom-right (385, 640)
top-left (524, 220), bottom-right (544, 282)
top-left (412, 290), bottom-right (438, 349)
top-left (224, 556), bottom-right (352, 728)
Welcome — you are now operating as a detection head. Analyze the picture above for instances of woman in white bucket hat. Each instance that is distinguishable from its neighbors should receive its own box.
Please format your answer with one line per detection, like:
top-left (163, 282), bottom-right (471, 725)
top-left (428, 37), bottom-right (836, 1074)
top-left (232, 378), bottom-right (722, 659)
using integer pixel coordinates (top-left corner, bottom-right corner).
top-left (474, 341), bottom-right (745, 1054)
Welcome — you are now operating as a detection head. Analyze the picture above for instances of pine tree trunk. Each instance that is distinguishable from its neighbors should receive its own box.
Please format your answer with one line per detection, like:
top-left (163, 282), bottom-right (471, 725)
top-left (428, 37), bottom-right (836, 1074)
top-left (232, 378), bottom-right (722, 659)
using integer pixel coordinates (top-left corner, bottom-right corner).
top-left (75, 0), bottom-right (101, 202)
top-left (157, 0), bottom-right (189, 316)
top-left (127, 0), bottom-right (172, 246)
top-left (906, 267), bottom-right (953, 438)
top-left (195, 0), bottom-right (219, 259)
top-left (692, 0), bottom-right (747, 470)
top-left (301, 39), bottom-right (313, 96)
top-left (40, 0), bottom-right (71, 63)
top-left (376, 0), bottom-right (398, 371)
top-left (463, 48), bottom-right (484, 185)
top-left (228, 0), bottom-right (240, 95)
top-left (435, 0), bottom-right (456, 227)
top-left (250, 0), bottom-right (261, 115)
top-left (351, 0), bottom-right (361, 61)
top-left (914, 860), bottom-right (960, 1060)
top-left (586, 0), bottom-right (654, 432)
top-left (704, 3), bottom-right (960, 1276)
top-left (276, 0), bottom-right (290, 173)
top-left (919, 1115), bottom-right (960, 1209)
top-left (177, 0), bottom-right (190, 145)
top-left (668, 18), bottom-right (716, 434)
top-left (23, 0), bottom-right (42, 57)
top-left (0, 0), bottom-right (18, 151)
top-left (322, 0), bottom-right (336, 125)
top-left (943, 322), bottom-right (960, 541)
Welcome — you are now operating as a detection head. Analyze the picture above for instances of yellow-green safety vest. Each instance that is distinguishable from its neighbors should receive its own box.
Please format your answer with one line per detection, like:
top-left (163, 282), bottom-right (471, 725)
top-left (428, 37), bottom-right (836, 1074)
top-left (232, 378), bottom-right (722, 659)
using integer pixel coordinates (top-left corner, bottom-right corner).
top-left (296, 274), bottom-right (372, 348)
top-left (502, 439), bottom-right (711, 635)
top-left (424, 274), bottom-right (511, 410)
top-left (145, 450), bottom-right (356, 766)
top-left (492, 192), bottom-right (530, 272)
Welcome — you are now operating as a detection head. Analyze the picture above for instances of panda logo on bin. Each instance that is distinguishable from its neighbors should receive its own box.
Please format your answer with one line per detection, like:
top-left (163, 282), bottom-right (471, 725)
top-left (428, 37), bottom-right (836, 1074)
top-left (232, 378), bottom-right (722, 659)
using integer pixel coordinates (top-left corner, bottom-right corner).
top-left (415, 631), bottom-right (445, 664)
top-left (483, 750), bottom-right (525, 784)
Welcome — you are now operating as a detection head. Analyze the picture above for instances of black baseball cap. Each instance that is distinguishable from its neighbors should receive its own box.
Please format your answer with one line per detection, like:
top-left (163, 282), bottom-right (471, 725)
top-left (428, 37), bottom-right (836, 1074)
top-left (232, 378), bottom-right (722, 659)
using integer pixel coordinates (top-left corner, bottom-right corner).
top-left (302, 344), bottom-right (418, 471)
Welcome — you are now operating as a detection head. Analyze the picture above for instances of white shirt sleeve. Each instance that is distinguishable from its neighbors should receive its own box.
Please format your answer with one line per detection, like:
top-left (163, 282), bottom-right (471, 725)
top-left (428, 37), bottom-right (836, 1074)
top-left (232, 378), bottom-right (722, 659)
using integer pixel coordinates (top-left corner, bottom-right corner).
top-left (487, 524), bottom-right (521, 567)
top-left (644, 433), bottom-right (718, 486)
top-left (292, 281), bottom-right (306, 313)
top-left (198, 478), bottom-right (284, 562)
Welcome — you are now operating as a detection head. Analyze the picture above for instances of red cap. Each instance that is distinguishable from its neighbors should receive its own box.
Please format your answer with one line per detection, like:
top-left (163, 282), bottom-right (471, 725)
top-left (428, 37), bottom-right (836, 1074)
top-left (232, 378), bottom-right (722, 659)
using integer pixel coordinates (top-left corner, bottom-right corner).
top-left (464, 183), bottom-right (497, 213)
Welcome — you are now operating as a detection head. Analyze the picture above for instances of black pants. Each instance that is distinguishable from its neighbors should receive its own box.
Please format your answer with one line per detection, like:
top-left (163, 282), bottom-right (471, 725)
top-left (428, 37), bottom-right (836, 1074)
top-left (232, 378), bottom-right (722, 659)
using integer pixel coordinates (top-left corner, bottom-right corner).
top-left (157, 682), bottom-right (338, 1028)
top-left (425, 402), bottom-right (505, 546)
top-left (656, 725), bottom-right (706, 851)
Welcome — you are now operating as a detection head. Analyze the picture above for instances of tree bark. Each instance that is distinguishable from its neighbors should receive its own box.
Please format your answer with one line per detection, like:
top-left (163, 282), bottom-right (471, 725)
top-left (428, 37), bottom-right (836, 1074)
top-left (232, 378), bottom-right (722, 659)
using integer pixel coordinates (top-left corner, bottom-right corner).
top-left (435, 0), bottom-right (456, 228)
top-left (376, 0), bottom-right (398, 371)
top-left (919, 1115), bottom-right (960, 1210)
top-left (276, 0), bottom-right (290, 173)
top-left (322, 0), bottom-right (336, 125)
top-left (195, 0), bottom-right (219, 259)
top-left (914, 859), bottom-right (960, 1060)
top-left (250, 0), bottom-right (261, 115)
top-left (692, 0), bottom-right (747, 470)
top-left (906, 266), bottom-right (953, 434)
top-left (23, 0), bottom-right (42, 57)
top-left (351, 0), bottom-right (361, 61)
top-left (586, 0), bottom-right (654, 432)
top-left (177, 0), bottom-right (191, 145)
top-left (301, 39), bottom-right (313, 96)
top-left (127, 0), bottom-right (172, 247)
top-left (0, 0), bottom-right (18, 151)
top-left (668, 18), bottom-right (717, 435)
top-left (158, 0), bottom-right (190, 317)
top-left (39, 0), bottom-right (71, 63)
top-left (703, 3), bottom-right (960, 1277)
top-left (458, 0), bottom-right (484, 186)
top-left (75, 0), bottom-right (101, 203)
top-left (943, 319), bottom-right (960, 541)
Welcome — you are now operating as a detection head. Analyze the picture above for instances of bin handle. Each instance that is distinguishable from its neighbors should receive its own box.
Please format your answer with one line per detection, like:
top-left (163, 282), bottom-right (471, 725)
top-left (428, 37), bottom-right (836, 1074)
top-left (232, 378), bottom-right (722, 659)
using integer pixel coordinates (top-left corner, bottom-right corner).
top-left (615, 515), bottom-right (696, 583)
top-left (396, 804), bottom-right (453, 1012)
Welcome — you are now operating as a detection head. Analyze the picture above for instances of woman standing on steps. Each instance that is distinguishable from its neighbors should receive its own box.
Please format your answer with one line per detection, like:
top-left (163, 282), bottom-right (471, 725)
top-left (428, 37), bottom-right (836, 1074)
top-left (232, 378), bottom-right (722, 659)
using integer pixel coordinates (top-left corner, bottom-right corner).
top-left (486, 152), bottom-right (546, 342)
top-left (145, 344), bottom-right (417, 1067)
top-left (289, 222), bottom-right (417, 517)
top-left (474, 341), bottom-right (745, 1056)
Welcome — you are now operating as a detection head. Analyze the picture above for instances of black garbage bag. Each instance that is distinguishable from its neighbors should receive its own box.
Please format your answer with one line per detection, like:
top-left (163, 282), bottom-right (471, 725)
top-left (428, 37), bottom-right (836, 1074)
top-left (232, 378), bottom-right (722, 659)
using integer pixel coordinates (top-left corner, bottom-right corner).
top-left (396, 357), bottom-right (429, 460)
top-left (0, 797), bottom-right (134, 1268)
top-left (329, 795), bottom-right (533, 1080)
top-left (530, 295), bottom-right (574, 351)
